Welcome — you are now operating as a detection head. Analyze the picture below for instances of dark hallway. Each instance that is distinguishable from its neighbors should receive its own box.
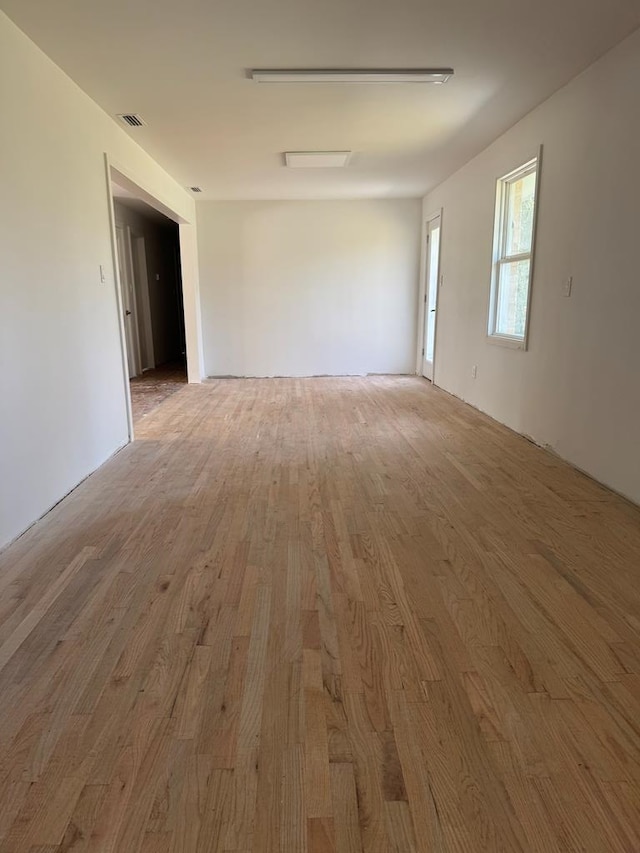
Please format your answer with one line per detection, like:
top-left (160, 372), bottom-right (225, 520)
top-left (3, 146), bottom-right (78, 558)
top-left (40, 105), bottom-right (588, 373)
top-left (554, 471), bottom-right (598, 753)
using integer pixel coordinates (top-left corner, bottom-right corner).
top-left (112, 192), bottom-right (187, 390)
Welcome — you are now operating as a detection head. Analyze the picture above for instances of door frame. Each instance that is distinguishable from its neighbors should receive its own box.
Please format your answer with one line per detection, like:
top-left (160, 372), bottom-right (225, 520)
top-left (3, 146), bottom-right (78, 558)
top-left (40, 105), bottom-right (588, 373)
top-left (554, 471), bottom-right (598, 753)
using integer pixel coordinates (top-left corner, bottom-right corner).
top-left (416, 208), bottom-right (443, 384)
top-left (104, 153), bottom-right (203, 441)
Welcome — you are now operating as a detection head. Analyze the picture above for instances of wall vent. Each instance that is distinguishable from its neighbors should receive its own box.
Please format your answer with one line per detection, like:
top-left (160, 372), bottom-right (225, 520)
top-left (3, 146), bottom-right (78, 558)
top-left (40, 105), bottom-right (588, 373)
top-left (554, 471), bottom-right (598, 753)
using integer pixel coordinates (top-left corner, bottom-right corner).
top-left (189, 187), bottom-right (203, 193)
top-left (117, 113), bottom-right (146, 127)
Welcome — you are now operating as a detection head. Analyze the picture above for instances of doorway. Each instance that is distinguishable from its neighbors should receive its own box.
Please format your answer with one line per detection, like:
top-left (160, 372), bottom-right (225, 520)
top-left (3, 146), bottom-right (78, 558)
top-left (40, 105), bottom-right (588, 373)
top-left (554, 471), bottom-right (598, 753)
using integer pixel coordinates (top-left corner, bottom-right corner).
top-left (111, 189), bottom-right (188, 422)
top-left (421, 213), bottom-right (442, 381)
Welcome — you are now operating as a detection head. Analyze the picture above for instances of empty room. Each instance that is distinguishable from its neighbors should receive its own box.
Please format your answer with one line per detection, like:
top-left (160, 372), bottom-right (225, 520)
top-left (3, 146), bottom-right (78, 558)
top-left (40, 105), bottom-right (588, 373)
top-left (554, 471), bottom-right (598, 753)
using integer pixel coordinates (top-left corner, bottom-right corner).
top-left (1, 0), bottom-right (640, 850)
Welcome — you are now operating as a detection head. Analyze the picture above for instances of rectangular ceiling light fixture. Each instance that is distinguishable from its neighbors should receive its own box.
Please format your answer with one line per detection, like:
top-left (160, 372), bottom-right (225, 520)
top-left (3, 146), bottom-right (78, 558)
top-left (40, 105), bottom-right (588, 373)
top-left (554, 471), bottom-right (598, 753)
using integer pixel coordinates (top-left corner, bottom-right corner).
top-left (252, 68), bottom-right (454, 84)
top-left (285, 151), bottom-right (352, 168)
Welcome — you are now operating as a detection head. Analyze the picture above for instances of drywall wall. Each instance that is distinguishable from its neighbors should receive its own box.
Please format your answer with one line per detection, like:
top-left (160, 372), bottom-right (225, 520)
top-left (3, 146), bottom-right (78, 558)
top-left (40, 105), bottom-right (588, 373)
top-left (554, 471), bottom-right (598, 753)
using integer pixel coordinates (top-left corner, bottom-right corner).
top-left (113, 202), bottom-right (185, 368)
top-left (423, 28), bottom-right (640, 504)
top-left (0, 12), bottom-right (198, 548)
top-left (197, 200), bottom-right (421, 377)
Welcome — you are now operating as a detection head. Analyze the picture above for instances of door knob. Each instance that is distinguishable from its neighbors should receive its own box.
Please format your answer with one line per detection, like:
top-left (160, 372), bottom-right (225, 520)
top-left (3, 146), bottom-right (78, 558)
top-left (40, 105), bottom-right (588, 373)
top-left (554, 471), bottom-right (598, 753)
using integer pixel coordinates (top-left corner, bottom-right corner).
top-left (125, 310), bottom-right (132, 316)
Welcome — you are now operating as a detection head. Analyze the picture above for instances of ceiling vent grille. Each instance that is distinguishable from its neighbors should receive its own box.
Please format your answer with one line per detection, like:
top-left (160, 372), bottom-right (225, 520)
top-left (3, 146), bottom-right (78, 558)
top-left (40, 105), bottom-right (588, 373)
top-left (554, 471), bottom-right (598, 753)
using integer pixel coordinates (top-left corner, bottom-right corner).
top-left (117, 113), bottom-right (146, 127)
top-left (189, 187), bottom-right (203, 193)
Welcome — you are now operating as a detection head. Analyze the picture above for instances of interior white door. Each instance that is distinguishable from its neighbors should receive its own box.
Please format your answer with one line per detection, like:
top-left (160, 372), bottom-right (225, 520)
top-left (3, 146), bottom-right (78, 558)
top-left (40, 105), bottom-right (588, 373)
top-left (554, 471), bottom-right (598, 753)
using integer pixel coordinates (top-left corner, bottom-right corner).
top-left (115, 225), bottom-right (141, 379)
top-left (422, 215), bottom-right (442, 381)
top-left (131, 234), bottom-right (155, 371)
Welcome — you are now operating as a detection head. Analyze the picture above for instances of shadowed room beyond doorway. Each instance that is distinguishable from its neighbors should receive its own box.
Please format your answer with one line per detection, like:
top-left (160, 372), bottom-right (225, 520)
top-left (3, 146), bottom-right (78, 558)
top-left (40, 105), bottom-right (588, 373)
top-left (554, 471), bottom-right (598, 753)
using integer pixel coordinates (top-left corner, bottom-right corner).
top-left (111, 184), bottom-right (188, 423)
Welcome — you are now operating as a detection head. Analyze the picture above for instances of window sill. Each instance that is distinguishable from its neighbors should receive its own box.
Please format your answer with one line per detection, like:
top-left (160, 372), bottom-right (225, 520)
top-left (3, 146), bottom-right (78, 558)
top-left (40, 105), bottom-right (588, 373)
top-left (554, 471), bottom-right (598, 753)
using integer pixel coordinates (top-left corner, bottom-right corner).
top-left (486, 334), bottom-right (527, 351)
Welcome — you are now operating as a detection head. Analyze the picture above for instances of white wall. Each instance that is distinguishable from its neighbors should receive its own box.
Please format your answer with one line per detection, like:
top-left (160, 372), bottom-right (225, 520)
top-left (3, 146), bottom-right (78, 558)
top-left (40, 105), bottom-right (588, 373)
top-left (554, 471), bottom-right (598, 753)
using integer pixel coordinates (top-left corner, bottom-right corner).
top-left (423, 28), bottom-right (640, 504)
top-left (197, 200), bottom-right (421, 377)
top-left (0, 12), bottom-right (199, 548)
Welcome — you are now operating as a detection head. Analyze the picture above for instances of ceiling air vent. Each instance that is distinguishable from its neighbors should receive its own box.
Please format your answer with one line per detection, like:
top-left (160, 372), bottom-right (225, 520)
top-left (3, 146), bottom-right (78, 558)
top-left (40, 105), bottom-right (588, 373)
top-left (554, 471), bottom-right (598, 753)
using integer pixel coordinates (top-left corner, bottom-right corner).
top-left (117, 113), bottom-right (146, 127)
top-left (189, 187), bottom-right (203, 193)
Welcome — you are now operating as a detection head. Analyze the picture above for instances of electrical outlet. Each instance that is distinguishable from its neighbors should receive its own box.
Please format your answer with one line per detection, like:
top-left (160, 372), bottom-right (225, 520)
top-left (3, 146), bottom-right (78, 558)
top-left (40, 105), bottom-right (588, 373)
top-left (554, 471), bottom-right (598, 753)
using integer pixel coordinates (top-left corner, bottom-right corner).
top-left (471, 365), bottom-right (477, 379)
top-left (562, 276), bottom-right (573, 297)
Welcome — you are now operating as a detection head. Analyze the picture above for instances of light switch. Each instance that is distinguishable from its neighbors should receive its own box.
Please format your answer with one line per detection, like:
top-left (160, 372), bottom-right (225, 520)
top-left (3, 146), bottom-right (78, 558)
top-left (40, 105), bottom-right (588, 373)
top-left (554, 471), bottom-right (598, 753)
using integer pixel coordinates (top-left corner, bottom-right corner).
top-left (562, 276), bottom-right (573, 297)
top-left (99, 264), bottom-right (106, 283)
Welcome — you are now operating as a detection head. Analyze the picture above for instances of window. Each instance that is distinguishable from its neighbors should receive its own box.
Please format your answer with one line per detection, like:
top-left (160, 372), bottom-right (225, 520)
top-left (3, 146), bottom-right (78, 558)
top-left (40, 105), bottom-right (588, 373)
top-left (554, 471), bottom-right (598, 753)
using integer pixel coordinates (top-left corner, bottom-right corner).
top-left (488, 153), bottom-right (540, 346)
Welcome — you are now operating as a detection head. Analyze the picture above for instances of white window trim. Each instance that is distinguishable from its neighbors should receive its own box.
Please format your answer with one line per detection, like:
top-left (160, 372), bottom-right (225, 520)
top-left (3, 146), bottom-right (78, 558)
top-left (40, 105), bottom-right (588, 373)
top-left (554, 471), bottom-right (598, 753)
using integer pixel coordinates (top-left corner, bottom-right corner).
top-left (487, 147), bottom-right (542, 350)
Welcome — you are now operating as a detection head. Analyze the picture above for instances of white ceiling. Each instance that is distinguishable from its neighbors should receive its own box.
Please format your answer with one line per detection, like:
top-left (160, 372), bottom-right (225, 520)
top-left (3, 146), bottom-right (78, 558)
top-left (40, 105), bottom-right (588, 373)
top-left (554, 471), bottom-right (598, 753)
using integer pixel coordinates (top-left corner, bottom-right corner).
top-left (3, 0), bottom-right (639, 200)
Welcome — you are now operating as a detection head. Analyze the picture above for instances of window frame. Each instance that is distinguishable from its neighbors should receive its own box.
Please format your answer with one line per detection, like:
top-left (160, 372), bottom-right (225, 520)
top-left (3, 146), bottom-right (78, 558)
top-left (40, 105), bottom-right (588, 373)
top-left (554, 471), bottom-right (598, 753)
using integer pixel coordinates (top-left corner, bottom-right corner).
top-left (487, 147), bottom-right (542, 350)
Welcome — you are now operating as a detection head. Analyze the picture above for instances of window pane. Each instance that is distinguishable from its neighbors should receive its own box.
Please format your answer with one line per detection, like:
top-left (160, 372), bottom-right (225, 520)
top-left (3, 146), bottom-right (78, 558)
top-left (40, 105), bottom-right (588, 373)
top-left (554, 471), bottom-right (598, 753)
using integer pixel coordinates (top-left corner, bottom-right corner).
top-left (505, 170), bottom-right (536, 256)
top-left (496, 259), bottom-right (530, 338)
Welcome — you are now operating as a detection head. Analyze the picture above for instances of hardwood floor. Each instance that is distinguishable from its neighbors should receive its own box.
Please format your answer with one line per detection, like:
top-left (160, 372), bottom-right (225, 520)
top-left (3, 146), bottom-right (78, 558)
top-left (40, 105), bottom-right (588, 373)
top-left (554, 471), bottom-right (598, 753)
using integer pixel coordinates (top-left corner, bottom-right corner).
top-left (1, 376), bottom-right (639, 852)
top-left (129, 360), bottom-right (187, 423)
